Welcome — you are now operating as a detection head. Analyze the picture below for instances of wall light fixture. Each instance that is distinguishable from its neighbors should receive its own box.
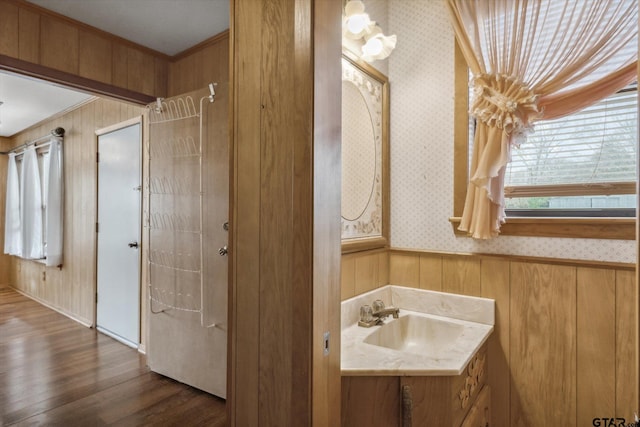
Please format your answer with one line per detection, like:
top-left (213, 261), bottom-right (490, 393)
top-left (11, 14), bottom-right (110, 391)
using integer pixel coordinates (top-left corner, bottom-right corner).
top-left (343, 0), bottom-right (396, 62)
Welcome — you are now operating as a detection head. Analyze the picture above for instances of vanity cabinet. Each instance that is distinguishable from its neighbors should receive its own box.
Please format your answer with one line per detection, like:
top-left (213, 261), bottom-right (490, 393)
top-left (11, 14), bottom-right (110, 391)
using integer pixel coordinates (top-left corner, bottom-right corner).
top-left (460, 385), bottom-right (491, 427)
top-left (341, 345), bottom-right (488, 427)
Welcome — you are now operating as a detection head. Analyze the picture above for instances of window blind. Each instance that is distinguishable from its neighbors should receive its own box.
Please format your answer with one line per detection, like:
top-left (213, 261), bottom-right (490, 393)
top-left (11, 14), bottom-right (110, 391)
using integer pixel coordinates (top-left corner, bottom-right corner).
top-left (505, 86), bottom-right (637, 188)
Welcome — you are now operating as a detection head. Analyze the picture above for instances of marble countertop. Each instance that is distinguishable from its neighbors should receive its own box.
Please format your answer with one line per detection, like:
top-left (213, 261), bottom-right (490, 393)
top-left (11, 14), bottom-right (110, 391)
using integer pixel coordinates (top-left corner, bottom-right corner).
top-left (341, 285), bottom-right (494, 376)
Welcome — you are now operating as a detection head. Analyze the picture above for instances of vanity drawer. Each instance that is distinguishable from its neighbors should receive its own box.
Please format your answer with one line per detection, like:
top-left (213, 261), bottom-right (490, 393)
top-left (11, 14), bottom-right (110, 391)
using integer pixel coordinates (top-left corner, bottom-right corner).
top-left (400, 344), bottom-right (487, 427)
top-left (460, 385), bottom-right (491, 427)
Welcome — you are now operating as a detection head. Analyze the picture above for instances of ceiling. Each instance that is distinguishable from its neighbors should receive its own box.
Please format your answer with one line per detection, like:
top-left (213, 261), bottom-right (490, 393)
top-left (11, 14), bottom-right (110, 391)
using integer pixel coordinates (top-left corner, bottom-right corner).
top-left (0, 0), bottom-right (230, 138)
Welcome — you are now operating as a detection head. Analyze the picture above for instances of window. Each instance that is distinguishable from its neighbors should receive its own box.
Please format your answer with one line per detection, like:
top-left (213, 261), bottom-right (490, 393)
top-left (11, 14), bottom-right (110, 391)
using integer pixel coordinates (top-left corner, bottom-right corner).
top-left (502, 85), bottom-right (637, 218)
top-left (451, 42), bottom-right (637, 240)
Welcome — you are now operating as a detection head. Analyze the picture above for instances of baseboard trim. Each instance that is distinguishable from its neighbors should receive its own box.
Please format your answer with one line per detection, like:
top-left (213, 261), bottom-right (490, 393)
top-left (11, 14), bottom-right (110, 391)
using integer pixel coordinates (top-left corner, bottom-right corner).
top-left (9, 286), bottom-right (93, 328)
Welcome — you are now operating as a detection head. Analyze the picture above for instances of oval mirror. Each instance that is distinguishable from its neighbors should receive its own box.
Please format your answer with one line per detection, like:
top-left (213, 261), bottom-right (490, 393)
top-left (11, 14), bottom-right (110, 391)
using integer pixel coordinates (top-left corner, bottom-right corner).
top-left (341, 80), bottom-right (376, 221)
top-left (341, 53), bottom-right (389, 253)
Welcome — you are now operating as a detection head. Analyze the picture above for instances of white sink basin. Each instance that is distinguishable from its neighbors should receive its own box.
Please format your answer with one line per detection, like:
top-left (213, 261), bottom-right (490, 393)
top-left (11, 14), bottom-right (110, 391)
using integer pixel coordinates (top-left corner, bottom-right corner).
top-left (341, 286), bottom-right (495, 376)
top-left (363, 314), bottom-right (465, 357)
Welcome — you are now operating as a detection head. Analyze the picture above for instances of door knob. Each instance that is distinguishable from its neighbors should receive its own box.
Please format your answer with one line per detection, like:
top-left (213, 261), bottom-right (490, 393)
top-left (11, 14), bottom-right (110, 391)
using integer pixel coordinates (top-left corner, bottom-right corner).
top-left (218, 246), bottom-right (228, 256)
top-left (128, 242), bottom-right (139, 248)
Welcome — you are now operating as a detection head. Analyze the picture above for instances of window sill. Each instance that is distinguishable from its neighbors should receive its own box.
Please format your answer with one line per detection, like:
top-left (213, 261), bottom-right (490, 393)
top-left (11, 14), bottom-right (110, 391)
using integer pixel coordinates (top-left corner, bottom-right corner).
top-left (449, 216), bottom-right (636, 240)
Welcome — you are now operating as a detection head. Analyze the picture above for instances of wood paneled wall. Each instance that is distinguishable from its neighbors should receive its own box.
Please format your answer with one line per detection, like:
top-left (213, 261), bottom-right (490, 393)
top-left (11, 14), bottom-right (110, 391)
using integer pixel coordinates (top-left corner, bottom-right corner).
top-left (379, 249), bottom-right (637, 427)
top-left (0, 138), bottom-right (12, 286)
top-left (0, 0), bottom-right (168, 98)
top-left (8, 98), bottom-right (144, 326)
top-left (341, 248), bottom-right (389, 300)
top-left (230, 0), bottom-right (342, 425)
top-left (167, 32), bottom-right (229, 97)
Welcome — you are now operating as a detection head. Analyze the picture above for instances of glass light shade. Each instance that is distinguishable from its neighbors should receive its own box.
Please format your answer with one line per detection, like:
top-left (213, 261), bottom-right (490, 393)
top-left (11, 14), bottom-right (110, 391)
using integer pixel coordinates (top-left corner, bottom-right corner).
top-left (347, 14), bottom-right (368, 35)
top-left (361, 32), bottom-right (397, 62)
top-left (343, 0), bottom-right (374, 40)
top-left (344, 0), bottom-right (365, 16)
top-left (362, 38), bottom-right (383, 56)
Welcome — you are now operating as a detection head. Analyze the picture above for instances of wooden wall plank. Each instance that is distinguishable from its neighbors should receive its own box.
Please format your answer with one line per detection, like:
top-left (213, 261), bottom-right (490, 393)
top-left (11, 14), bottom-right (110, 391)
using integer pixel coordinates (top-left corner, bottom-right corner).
top-left (154, 57), bottom-right (168, 98)
top-left (111, 43), bottom-right (128, 90)
top-left (168, 54), bottom-right (194, 96)
top-left (18, 7), bottom-right (39, 62)
top-left (341, 256), bottom-right (356, 300)
top-left (258, 0), bottom-right (295, 421)
top-left (442, 257), bottom-right (480, 296)
top-left (127, 48), bottom-right (155, 95)
top-left (510, 262), bottom-right (577, 427)
top-left (378, 251), bottom-right (389, 287)
top-left (480, 258), bottom-right (510, 427)
top-left (419, 253), bottom-right (442, 291)
top-left (576, 267), bottom-right (616, 425)
top-left (341, 250), bottom-right (389, 301)
top-left (389, 253), bottom-right (419, 288)
top-left (230, 0), bottom-right (262, 422)
top-left (167, 34), bottom-right (230, 97)
top-left (0, 1), bottom-right (19, 57)
top-left (615, 270), bottom-right (637, 420)
top-left (78, 30), bottom-right (112, 84)
top-left (40, 17), bottom-right (79, 75)
top-left (355, 253), bottom-right (380, 296)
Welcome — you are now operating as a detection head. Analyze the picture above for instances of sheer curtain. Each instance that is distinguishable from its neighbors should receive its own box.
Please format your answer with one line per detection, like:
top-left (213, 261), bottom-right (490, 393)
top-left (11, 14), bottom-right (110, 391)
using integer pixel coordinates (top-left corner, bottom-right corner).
top-left (20, 146), bottom-right (43, 259)
top-left (4, 153), bottom-right (21, 256)
top-left (45, 138), bottom-right (63, 266)
top-left (447, 0), bottom-right (638, 239)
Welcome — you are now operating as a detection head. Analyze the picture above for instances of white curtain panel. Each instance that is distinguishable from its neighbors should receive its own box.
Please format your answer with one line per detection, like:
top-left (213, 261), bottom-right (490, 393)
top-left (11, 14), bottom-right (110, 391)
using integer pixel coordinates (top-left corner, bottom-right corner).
top-left (4, 152), bottom-right (21, 256)
top-left (45, 138), bottom-right (63, 266)
top-left (20, 146), bottom-right (43, 259)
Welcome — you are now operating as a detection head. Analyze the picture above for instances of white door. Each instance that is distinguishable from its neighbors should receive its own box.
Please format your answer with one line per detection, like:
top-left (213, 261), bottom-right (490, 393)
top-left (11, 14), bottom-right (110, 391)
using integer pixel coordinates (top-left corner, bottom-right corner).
top-left (96, 121), bottom-right (142, 348)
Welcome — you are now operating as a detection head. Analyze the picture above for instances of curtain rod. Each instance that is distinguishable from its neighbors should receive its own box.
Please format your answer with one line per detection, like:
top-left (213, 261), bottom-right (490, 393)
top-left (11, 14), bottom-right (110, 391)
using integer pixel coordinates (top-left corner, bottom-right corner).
top-left (0, 127), bottom-right (65, 155)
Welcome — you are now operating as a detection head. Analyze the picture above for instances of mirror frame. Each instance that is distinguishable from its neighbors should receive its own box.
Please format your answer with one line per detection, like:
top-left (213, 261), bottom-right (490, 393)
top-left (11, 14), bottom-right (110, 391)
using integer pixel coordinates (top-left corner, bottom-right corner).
top-left (341, 51), bottom-right (390, 254)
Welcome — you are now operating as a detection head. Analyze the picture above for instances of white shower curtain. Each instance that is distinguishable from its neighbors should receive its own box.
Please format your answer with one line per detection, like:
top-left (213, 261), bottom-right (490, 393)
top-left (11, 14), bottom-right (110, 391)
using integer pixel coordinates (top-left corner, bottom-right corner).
top-left (4, 153), bottom-right (21, 256)
top-left (45, 139), bottom-right (63, 266)
top-left (20, 146), bottom-right (43, 260)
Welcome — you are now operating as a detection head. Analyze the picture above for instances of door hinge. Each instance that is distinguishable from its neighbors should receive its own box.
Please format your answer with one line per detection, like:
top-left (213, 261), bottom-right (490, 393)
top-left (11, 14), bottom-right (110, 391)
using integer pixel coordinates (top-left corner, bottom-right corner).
top-left (96, 152), bottom-right (100, 163)
top-left (95, 293), bottom-right (98, 303)
top-left (96, 222), bottom-right (99, 233)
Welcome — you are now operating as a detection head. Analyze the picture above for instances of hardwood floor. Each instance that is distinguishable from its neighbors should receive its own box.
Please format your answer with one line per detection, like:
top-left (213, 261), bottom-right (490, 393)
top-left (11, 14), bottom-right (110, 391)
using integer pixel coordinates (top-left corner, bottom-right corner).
top-left (0, 287), bottom-right (227, 426)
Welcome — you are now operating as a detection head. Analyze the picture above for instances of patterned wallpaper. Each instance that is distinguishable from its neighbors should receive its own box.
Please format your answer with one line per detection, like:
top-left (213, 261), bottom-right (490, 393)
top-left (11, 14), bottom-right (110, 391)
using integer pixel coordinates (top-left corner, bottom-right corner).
top-left (381, 0), bottom-right (636, 263)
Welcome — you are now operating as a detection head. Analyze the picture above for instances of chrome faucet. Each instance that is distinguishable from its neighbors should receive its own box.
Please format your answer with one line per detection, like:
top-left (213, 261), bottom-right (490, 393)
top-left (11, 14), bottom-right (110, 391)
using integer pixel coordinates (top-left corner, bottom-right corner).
top-left (373, 306), bottom-right (400, 320)
top-left (358, 300), bottom-right (399, 327)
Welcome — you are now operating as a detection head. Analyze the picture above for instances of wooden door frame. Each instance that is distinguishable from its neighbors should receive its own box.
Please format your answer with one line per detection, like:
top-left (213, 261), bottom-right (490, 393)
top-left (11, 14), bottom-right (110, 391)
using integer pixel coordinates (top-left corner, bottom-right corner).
top-left (94, 116), bottom-right (143, 346)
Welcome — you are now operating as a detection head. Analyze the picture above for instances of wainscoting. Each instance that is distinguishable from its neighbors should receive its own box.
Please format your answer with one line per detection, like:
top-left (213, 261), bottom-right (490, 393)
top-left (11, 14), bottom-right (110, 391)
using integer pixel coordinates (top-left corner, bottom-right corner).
top-left (342, 248), bottom-right (637, 427)
top-left (341, 248), bottom-right (389, 300)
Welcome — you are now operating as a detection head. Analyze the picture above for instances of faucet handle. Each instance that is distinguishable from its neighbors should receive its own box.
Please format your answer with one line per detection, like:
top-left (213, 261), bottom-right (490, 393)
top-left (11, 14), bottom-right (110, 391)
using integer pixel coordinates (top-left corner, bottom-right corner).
top-left (372, 299), bottom-right (385, 313)
top-left (360, 305), bottom-right (374, 323)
